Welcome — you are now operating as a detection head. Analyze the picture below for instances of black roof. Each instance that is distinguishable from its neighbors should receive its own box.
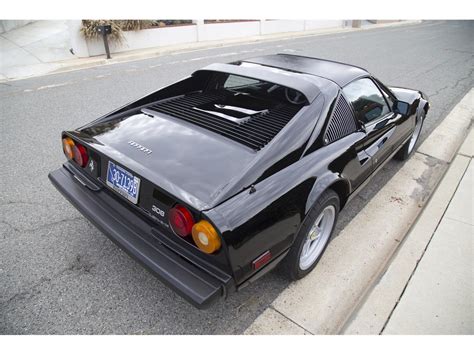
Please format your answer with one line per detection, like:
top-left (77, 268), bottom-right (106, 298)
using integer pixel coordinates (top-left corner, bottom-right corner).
top-left (242, 54), bottom-right (369, 87)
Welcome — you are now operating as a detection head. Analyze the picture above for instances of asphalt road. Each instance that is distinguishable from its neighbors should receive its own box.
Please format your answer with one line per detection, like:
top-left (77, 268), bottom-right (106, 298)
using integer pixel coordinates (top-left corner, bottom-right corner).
top-left (1, 20), bottom-right (473, 334)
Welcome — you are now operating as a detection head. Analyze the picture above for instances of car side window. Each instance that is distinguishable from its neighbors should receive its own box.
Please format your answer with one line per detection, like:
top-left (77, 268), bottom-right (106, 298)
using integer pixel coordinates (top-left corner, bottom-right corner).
top-left (375, 80), bottom-right (395, 109)
top-left (343, 78), bottom-right (390, 124)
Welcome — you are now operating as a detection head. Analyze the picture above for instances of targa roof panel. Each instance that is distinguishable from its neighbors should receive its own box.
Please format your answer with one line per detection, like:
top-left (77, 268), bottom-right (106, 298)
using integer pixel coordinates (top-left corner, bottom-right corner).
top-left (242, 54), bottom-right (369, 87)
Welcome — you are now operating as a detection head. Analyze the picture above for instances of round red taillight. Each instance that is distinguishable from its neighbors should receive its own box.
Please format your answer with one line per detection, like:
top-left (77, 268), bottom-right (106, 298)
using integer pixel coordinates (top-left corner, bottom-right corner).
top-left (169, 205), bottom-right (194, 237)
top-left (72, 143), bottom-right (89, 167)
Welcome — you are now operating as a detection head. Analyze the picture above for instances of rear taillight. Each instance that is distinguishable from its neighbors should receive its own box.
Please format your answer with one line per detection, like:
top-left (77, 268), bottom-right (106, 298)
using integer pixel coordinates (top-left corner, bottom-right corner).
top-left (62, 137), bottom-right (75, 160)
top-left (192, 220), bottom-right (221, 254)
top-left (169, 205), bottom-right (195, 237)
top-left (168, 205), bottom-right (222, 253)
top-left (62, 137), bottom-right (89, 168)
top-left (72, 143), bottom-right (89, 167)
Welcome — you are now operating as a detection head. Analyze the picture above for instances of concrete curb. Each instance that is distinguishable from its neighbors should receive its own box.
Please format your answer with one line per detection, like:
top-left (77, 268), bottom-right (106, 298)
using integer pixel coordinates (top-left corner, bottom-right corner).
top-left (244, 89), bottom-right (473, 335)
top-left (0, 20), bottom-right (422, 83)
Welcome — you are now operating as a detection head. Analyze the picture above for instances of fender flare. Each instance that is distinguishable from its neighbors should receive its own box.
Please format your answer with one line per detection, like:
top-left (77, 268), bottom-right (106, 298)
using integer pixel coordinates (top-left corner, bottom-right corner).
top-left (305, 172), bottom-right (351, 215)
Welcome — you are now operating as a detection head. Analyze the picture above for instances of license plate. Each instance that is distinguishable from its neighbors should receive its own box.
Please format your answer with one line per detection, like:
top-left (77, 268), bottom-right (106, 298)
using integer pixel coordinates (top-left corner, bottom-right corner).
top-left (106, 161), bottom-right (141, 204)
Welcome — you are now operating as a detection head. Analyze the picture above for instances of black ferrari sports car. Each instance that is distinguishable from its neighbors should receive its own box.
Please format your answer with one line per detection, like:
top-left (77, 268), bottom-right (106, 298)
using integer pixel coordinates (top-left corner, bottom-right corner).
top-left (49, 54), bottom-right (429, 308)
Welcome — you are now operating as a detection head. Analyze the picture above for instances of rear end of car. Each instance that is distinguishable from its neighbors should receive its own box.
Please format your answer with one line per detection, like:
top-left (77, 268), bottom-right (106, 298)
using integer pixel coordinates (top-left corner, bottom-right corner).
top-left (49, 61), bottom-right (323, 308)
top-left (50, 134), bottom-right (235, 309)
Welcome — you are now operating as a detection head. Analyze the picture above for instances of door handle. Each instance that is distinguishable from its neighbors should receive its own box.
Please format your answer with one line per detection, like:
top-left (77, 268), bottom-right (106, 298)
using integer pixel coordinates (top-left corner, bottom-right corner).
top-left (378, 137), bottom-right (388, 149)
top-left (357, 150), bottom-right (371, 166)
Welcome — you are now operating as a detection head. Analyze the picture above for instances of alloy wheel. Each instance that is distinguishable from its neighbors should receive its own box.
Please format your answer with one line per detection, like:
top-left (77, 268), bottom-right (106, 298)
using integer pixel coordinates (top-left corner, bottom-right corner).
top-left (299, 205), bottom-right (336, 270)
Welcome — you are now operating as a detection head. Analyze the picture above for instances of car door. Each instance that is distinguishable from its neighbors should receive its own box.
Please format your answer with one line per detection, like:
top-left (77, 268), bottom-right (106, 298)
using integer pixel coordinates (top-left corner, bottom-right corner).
top-left (343, 77), bottom-right (399, 171)
top-left (374, 78), bottom-right (415, 148)
top-left (319, 92), bottom-right (373, 192)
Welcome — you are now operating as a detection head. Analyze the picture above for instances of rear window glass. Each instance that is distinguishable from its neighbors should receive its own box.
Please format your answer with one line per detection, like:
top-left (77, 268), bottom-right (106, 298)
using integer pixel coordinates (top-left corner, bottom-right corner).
top-left (224, 75), bottom-right (260, 89)
top-left (213, 73), bottom-right (307, 106)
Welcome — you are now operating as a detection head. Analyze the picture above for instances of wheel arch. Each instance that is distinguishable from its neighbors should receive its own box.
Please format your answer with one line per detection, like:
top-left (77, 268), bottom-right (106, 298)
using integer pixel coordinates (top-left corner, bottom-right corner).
top-left (423, 100), bottom-right (430, 115)
top-left (327, 179), bottom-right (350, 210)
top-left (305, 174), bottom-right (351, 215)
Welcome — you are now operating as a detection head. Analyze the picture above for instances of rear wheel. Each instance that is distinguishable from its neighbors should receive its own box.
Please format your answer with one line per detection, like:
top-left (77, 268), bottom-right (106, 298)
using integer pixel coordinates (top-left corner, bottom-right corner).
top-left (281, 189), bottom-right (340, 280)
top-left (395, 111), bottom-right (425, 161)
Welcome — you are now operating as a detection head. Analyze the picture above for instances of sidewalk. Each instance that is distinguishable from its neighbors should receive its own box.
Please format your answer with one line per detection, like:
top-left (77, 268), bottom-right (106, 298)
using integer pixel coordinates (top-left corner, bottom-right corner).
top-left (383, 145), bottom-right (472, 334)
top-left (0, 20), bottom-right (74, 81)
top-left (345, 128), bottom-right (473, 334)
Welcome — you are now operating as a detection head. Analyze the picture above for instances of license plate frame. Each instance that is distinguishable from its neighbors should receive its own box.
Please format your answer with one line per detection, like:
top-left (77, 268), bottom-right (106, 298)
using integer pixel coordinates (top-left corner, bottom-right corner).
top-left (106, 161), bottom-right (141, 204)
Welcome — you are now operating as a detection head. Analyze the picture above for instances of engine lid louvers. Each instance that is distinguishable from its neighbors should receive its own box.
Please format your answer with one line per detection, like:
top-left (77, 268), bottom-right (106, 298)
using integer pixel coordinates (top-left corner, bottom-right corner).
top-left (145, 92), bottom-right (302, 151)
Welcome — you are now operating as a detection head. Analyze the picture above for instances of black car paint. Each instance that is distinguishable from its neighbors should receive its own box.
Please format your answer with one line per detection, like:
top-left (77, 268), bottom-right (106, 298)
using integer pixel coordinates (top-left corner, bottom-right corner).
top-left (50, 54), bottom-right (429, 306)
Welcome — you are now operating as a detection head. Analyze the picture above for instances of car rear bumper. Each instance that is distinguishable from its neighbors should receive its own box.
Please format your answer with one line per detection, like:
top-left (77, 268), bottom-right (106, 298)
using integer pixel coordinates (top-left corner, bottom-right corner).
top-left (48, 165), bottom-right (233, 309)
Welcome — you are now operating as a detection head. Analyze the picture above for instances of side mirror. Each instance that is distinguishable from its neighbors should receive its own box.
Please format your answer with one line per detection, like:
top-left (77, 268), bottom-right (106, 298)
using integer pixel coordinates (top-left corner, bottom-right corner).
top-left (393, 100), bottom-right (410, 116)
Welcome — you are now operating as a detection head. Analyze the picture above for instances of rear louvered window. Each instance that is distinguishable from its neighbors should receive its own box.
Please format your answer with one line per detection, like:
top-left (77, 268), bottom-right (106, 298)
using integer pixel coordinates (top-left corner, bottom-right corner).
top-left (324, 94), bottom-right (357, 144)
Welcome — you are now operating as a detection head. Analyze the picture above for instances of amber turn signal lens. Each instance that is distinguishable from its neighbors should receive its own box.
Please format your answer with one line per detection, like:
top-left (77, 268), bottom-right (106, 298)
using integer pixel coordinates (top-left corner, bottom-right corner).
top-left (192, 220), bottom-right (221, 254)
top-left (62, 137), bottom-right (75, 160)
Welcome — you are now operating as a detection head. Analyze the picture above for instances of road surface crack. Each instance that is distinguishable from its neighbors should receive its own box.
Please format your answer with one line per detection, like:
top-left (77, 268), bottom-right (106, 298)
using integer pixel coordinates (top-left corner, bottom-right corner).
top-left (0, 216), bottom-right (83, 234)
top-left (1, 254), bottom-right (96, 307)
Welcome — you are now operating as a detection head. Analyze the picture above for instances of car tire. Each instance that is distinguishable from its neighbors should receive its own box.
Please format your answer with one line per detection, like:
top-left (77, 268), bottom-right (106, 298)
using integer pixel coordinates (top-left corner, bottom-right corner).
top-left (281, 189), bottom-right (340, 281)
top-left (394, 111), bottom-right (425, 161)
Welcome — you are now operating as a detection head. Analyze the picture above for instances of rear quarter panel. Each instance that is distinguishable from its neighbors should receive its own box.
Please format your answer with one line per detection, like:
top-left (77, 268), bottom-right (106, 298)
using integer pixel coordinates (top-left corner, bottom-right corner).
top-left (205, 132), bottom-right (364, 284)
